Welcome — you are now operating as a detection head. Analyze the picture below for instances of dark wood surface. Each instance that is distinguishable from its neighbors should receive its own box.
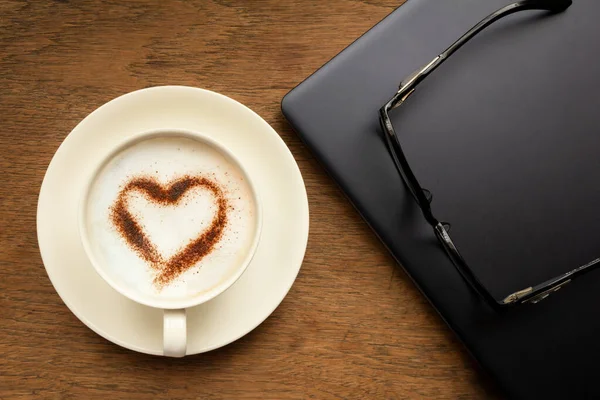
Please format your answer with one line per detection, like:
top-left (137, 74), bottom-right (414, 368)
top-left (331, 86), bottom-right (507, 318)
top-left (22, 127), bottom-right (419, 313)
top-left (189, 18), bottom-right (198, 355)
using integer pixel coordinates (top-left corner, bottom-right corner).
top-left (0, 1), bottom-right (502, 398)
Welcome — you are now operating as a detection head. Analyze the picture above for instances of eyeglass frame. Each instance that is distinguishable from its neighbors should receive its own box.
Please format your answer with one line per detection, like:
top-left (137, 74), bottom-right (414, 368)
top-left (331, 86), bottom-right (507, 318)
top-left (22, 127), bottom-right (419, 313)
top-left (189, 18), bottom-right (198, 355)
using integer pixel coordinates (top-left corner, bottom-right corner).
top-left (378, 0), bottom-right (600, 309)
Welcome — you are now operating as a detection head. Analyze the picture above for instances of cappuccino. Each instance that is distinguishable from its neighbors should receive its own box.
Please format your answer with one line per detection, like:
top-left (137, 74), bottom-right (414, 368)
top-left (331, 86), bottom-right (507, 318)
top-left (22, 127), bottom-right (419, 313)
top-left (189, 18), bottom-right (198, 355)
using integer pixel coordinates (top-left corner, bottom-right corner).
top-left (82, 134), bottom-right (259, 305)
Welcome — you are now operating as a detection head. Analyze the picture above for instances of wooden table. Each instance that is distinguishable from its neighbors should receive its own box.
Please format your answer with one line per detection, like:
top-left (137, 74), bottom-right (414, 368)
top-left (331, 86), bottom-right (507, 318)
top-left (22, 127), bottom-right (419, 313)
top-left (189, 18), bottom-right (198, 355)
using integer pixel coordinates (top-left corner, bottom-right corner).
top-left (0, 1), bottom-right (502, 398)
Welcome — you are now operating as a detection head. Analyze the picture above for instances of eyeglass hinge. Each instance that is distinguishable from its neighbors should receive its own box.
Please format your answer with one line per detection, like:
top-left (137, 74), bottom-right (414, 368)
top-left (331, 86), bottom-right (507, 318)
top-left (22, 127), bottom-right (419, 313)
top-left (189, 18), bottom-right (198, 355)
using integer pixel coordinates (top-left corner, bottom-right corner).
top-left (399, 56), bottom-right (441, 89)
top-left (400, 88), bottom-right (415, 102)
top-left (501, 287), bottom-right (533, 305)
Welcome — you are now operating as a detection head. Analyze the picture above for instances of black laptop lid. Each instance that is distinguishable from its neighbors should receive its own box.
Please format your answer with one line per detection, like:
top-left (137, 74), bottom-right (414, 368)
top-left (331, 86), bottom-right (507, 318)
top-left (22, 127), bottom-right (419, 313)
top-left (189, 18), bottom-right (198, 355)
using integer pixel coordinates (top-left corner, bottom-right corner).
top-left (282, 0), bottom-right (600, 398)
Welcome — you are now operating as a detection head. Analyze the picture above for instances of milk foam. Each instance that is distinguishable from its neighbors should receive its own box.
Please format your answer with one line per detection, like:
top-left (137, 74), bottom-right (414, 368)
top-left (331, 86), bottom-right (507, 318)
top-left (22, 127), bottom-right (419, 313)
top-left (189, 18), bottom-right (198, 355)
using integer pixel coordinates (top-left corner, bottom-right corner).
top-left (84, 135), bottom-right (258, 304)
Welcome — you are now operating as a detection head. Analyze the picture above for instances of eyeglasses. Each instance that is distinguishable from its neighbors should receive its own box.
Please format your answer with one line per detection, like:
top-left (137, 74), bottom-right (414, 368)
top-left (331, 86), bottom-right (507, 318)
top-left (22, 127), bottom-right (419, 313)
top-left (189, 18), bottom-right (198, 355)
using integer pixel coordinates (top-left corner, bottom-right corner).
top-left (379, 0), bottom-right (600, 309)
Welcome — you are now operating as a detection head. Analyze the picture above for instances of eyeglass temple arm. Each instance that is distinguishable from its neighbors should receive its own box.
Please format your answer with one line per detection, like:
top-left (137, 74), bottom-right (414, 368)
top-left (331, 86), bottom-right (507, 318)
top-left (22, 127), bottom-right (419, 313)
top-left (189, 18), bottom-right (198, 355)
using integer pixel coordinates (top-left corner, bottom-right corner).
top-left (390, 0), bottom-right (572, 109)
top-left (502, 258), bottom-right (600, 305)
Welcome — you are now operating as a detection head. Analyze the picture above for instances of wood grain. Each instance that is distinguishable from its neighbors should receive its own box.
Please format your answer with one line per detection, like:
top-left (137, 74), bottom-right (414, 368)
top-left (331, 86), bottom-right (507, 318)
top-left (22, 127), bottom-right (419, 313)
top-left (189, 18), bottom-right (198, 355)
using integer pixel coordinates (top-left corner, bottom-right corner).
top-left (0, 1), bottom-right (502, 398)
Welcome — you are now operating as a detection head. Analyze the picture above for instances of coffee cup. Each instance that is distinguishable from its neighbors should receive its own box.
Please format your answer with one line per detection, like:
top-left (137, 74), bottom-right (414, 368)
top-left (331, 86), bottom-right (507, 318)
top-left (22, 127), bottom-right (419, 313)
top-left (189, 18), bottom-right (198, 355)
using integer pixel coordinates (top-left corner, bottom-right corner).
top-left (78, 128), bottom-right (262, 357)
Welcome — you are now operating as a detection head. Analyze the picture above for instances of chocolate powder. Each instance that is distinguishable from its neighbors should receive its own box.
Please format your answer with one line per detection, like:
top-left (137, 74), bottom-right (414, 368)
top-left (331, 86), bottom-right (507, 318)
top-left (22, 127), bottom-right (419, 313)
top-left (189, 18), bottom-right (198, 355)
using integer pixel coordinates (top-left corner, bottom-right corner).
top-left (110, 175), bottom-right (228, 288)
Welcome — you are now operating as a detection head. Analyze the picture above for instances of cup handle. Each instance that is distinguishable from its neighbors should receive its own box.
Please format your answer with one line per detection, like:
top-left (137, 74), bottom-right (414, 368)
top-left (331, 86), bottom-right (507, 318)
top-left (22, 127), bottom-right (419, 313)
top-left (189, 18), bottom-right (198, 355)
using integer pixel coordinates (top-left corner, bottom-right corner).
top-left (163, 309), bottom-right (187, 357)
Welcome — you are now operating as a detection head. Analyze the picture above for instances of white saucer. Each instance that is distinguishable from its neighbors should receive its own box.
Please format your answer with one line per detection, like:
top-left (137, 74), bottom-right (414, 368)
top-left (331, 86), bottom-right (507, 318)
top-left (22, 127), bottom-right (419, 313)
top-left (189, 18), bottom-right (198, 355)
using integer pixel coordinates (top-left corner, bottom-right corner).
top-left (37, 86), bottom-right (309, 355)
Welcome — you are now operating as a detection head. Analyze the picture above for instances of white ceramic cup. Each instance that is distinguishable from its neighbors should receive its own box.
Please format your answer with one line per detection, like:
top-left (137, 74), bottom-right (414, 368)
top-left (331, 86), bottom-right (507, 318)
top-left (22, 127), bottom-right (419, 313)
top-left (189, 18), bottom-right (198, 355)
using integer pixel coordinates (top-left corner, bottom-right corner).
top-left (78, 129), bottom-right (262, 357)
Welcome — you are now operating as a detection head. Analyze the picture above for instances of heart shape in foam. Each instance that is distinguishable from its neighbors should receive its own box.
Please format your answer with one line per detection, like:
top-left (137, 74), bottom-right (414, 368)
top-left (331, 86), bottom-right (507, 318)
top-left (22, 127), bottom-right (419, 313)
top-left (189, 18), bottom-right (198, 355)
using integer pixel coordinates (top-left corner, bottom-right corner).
top-left (110, 175), bottom-right (228, 288)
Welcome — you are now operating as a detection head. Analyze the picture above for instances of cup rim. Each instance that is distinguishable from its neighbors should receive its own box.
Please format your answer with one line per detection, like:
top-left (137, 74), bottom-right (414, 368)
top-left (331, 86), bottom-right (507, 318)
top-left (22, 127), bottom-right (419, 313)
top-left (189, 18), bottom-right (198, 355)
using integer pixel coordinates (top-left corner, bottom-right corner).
top-left (78, 128), bottom-right (263, 310)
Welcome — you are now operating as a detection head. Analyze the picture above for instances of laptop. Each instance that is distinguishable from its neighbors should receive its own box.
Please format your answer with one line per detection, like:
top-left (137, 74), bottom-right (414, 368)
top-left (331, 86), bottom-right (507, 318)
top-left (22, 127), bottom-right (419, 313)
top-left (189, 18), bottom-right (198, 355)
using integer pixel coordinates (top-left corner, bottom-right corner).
top-left (282, 0), bottom-right (600, 398)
